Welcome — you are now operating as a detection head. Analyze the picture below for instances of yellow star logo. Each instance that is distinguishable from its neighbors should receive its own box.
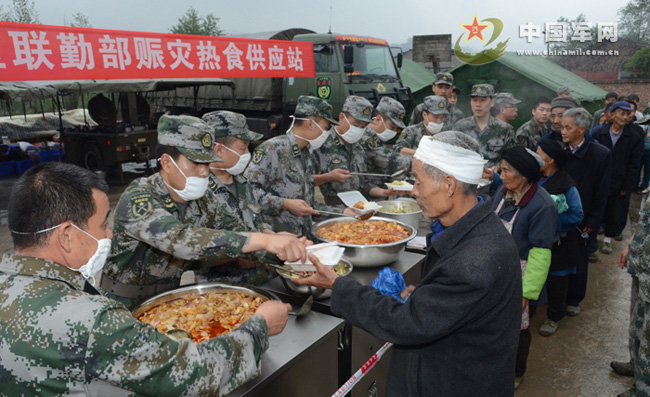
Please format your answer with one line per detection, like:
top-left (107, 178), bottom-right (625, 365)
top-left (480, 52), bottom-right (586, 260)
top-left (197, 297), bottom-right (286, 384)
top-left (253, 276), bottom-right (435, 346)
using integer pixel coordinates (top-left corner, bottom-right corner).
top-left (461, 15), bottom-right (489, 43)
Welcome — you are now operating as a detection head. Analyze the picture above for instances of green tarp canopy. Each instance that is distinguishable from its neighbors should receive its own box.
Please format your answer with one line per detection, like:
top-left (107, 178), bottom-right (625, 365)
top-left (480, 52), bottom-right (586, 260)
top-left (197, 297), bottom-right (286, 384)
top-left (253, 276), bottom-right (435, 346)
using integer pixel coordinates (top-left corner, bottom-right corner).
top-left (397, 58), bottom-right (436, 104)
top-left (0, 81), bottom-right (56, 101)
top-left (47, 78), bottom-right (235, 94)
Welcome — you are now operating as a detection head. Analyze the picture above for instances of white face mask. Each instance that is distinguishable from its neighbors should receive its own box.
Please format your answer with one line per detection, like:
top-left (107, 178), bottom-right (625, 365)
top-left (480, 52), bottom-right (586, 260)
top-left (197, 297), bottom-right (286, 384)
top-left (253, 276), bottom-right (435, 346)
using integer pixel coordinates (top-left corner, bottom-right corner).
top-left (291, 116), bottom-right (330, 151)
top-left (426, 121), bottom-right (444, 135)
top-left (376, 116), bottom-right (397, 142)
top-left (339, 114), bottom-right (365, 144)
top-left (70, 223), bottom-right (111, 286)
top-left (164, 155), bottom-right (209, 201)
top-left (10, 222), bottom-right (110, 286)
top-left (210, 144), bottom-right (251, 176)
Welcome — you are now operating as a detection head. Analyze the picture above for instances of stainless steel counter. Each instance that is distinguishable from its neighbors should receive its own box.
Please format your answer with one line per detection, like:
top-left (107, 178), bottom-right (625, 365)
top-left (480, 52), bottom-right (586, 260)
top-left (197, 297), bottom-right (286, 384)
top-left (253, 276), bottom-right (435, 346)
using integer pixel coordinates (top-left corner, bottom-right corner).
top-left (260, 249), bottom-right (426, 397)
top-left (228, 311), bottom-right (345, 397)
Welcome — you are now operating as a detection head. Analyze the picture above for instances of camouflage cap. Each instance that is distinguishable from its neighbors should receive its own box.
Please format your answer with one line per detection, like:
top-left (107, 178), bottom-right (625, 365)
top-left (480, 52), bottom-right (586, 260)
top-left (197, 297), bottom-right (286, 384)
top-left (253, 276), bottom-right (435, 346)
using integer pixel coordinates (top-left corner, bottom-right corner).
top-left (471, 84), bottom-right (495, 97)
top-left (494, 92), bottom-right (521, 105)
top-left (434, 72), bottom-right (454, 86)
top-left (202, 110), bottom-right (263, 142)
top-left (375, 97), bottom-right (406, 129)
top-left (422, 95), bottom-right (449, 115)
top-left (342, 95), bottom-right (374, 123)
top-left (295, 95), bottom-right (339, 125)
top-left (157, 114), bottom-right (222, 163)
top-left (556, 86), bottom-right (571, 95)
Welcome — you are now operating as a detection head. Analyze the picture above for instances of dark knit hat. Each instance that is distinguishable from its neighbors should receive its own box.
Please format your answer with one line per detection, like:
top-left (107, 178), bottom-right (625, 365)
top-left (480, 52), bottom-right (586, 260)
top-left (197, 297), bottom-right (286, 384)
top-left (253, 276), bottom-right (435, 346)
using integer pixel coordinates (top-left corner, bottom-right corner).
top-left (550, 96), bottom-right (578, 111)
top-left (538, 137), bottom-right (569, 168)
top-left (501, 146), bottom-right (541, 182)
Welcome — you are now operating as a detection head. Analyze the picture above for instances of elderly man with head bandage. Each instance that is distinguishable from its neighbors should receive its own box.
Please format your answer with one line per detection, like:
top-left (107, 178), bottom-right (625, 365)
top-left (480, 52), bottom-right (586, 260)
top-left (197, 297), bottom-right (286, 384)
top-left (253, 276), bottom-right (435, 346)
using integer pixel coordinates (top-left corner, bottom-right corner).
top-left (294, 131), bottom-right (523, 396)
top-left (491, 145), bottom-right (558, 389)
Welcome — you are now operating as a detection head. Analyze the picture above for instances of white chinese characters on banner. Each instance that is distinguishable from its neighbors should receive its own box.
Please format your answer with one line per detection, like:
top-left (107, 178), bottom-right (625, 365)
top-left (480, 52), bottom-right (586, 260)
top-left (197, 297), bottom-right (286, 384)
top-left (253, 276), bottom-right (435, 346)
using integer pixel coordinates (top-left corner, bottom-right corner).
top-left (9, 31), bottom-right (55, 70)
top-left (0, 22), bottom-right (315, 80)
top-left (519, 22), bottom-right (541, 43)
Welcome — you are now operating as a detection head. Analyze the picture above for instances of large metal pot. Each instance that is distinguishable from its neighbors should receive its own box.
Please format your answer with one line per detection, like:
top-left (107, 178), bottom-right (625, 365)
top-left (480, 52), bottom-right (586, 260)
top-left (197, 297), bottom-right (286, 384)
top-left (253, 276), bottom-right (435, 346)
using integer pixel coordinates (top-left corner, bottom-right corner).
top-left (131, 283), bottom-right (279, 318)
top-left (310, 216), bottom-right (416, 267)
top-left (275, 259), bottom-right (353, 299)
top-left (376, 198), bottom-right (422, 230)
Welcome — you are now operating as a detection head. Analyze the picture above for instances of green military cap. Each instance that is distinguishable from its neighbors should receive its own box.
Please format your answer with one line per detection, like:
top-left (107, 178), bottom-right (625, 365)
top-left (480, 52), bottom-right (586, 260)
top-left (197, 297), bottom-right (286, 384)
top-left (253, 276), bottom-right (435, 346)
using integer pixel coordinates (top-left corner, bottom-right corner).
top-left (157, 114), bottom-right (222, 163)
top-left (422, 95), bottom-right (449, 115)
top-left (202, 110), bottom-right (263, 142)
top-left (494, 92), bottom-right (521, 105)
top-left (434, 72), bottom-right (454, 86)
top-left (342, 95), bottom-right (374, 123)
top-left (375, 97), bottom-right (406, 129)
top-left (295, 95), bottom-right (340, 125)
top-left (471, 84), bottom-right (495, 97)
top-left (556, 86), bottom-right (571, 96)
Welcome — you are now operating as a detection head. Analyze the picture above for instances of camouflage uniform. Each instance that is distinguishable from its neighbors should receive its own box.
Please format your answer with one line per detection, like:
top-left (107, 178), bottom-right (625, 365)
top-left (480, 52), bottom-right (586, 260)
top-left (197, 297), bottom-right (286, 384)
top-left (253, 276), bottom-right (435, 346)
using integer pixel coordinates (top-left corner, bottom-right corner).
top-left (101, 115), bottom-right (251, 307)
top-left (394, 95), bottom-right (449, 153)
top-left (314, 96), bottom-right (377, 206)
top-left (197, 110), bottom-right (273, 285)
top-left (626, 196), bottom-right (650, 396)
top-left (244, 96), bottom-right (339, 237)
top-left (516, 117), bottom-right (550, 150)
top-left (454, 84), bottom-right (515, 168)
top-left (0, 253), bottom-right (269, 396)
top-left (359, 97), bottom-right (411, 176)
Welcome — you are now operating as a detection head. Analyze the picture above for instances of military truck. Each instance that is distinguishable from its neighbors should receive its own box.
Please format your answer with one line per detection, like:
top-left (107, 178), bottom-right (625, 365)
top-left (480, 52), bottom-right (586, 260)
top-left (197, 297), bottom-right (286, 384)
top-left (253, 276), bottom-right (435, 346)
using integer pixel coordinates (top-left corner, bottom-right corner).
top-left (172, 29), bottom-right (412, 139)
top-left (50, 79), bottom-right (235, 183)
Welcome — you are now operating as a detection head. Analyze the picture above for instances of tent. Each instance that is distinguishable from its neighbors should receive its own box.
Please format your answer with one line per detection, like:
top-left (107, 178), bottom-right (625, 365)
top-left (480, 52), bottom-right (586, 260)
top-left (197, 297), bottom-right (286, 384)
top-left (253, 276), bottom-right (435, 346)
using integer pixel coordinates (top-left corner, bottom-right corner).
top-left (450, 52), bottom-right (608, 129)
top-left (395, 58), bottom-right (436, 116)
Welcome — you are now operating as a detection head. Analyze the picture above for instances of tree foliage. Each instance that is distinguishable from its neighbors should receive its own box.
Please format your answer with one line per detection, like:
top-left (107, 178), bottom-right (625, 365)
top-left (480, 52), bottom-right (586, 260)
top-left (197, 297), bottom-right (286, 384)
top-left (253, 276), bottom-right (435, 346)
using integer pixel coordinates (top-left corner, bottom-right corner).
top-left (0, 0), bottom-right (40, 24)
top-left (618, 0), bottom-right (650, 43)
top-left (169, 7), bottom-right (224, 36)
top-left (625, 47), bottom-right (650, 77)
top-left (69, 12), bottom-right (92, 28)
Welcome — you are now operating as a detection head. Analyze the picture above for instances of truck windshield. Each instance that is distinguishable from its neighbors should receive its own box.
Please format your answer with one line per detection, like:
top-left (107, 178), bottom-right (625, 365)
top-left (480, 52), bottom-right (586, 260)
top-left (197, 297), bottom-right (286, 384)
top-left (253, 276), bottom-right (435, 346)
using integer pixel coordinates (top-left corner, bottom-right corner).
top-left (346, 44), bottom-right (398, 80)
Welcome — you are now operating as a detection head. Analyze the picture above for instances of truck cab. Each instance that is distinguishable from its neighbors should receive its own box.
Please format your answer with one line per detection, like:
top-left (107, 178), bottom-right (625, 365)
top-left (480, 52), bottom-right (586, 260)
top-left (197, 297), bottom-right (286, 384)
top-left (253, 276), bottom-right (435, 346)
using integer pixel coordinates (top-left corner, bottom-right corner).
top-left (284, 33), bottom-right (412, 118)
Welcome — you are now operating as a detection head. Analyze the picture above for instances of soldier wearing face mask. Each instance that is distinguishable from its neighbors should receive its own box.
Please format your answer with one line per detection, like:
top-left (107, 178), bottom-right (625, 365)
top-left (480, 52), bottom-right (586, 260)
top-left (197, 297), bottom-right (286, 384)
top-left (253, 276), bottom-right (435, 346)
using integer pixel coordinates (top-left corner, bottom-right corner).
top-left (394, 95), bottom-right (449, 157)
top-left (193, 110), bottom-right (280, 285)
top-left (1, 162), bottom-right (292, 395)
top-left (101, 115), bottom-right (310, 306)
top-left (245, 96), bottom-right (348, 236)
top-left (359, 96), bottom-right (412, 177)
top-left (313, 95), bottom-right (399, 205)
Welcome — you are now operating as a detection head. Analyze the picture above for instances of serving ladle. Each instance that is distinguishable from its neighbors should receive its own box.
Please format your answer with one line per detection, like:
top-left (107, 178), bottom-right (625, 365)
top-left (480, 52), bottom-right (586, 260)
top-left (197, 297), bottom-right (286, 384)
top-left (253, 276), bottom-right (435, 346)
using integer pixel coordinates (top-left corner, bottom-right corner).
top-left (318, 210), bottom-right (376, 221)
top-left (350, 168), bottom-right (407, 179)
top-left (289, 295), bottom-right (313, 318)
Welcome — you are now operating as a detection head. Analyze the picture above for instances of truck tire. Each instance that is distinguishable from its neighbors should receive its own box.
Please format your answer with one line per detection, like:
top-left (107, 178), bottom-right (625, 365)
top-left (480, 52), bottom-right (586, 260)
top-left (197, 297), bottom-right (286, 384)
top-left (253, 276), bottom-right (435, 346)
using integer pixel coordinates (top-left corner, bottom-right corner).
top-left (82, 143), bottom-right (105, 171)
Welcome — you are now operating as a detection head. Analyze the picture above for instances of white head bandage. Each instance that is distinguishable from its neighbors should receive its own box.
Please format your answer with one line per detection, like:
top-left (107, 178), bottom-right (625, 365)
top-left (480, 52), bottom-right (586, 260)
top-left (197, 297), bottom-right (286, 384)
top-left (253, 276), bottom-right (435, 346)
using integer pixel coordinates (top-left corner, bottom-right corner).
top-left (414, 136), bottom-right (487, 184)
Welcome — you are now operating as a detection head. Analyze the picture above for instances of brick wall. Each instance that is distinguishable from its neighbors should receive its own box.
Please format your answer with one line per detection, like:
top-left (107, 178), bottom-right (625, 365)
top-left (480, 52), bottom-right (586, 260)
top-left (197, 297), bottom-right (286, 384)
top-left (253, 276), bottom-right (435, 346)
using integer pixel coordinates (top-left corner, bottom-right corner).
top-left (592, 79), bottom-right (650, 111)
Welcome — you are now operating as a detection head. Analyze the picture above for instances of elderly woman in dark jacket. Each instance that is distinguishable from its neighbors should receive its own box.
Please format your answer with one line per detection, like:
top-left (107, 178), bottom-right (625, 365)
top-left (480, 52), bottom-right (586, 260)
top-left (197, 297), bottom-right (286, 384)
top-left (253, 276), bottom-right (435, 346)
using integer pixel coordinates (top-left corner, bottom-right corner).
top-left (492, 145), bottom-right (558, 389)
top-left (536, 138), bottom-right (584, 337)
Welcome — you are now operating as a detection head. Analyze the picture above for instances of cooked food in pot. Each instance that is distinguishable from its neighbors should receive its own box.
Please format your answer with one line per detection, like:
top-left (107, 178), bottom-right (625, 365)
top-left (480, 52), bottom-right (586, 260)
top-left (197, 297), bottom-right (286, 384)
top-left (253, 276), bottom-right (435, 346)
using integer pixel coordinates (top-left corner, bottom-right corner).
top-left (137, 292), bottom-right (266, 344)
top-left (316, 220), bottom-right (412, 245)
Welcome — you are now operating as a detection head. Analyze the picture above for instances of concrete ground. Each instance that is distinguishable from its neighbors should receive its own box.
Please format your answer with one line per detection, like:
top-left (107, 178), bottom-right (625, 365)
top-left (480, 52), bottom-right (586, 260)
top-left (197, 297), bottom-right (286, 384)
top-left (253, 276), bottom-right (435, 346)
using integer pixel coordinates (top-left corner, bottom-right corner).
top-left (0, 169), bottom-right (642, 396)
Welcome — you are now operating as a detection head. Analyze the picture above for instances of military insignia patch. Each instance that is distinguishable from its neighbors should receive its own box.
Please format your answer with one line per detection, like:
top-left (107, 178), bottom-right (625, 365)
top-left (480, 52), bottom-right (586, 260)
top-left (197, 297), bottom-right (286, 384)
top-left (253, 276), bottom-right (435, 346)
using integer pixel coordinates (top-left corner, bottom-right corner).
top-left (442, 76), bottom-right (448, 81)
top-left (292, 144), bottom-right (301, 156)
top-left (316, 77), bottom-right (332, 101)
top-left (208, 177), bottom-right (218, 192)
top-left (162, 195), bottom-right (175, 209)
top-left (399, 112), bottom-right (405, 120)
top-left (367, 135), bottom-right (380, 149)
top-left (332, 159), bottom-right (341, 164)
top-left (363, 107), bottom-right (371, 116)
top-left (476, 87), bottom-right (482, 93)
top-left (252, 148), bottom-right (265, 164)
top-left (201, 133), bottom-right (213, 148)
top-left (439, 101), bottom-right (445, 109)
top-left (130, 194), bottom-right (154, 218)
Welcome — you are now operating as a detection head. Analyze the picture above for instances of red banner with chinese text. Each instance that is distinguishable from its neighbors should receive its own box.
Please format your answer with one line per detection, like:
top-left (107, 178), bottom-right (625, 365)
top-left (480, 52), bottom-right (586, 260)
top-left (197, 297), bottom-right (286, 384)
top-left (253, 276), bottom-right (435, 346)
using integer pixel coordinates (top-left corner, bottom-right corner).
top-left (0, 22), bottom-right (315, 81)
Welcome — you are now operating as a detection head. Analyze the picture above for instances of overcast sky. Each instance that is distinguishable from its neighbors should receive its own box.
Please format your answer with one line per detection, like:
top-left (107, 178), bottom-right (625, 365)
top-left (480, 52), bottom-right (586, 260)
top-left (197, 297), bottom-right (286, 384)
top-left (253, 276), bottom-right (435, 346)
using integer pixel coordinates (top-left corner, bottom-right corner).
top-left (1, 0), bottom-right (626, 51)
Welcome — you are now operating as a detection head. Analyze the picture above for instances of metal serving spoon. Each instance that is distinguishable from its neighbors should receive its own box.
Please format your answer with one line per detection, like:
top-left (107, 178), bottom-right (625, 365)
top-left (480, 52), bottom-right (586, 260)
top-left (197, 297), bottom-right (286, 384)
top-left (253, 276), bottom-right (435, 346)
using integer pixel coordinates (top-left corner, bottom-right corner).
top-left (350, 168), bottom-right (407, 179)
top-left (289, 295), bottom-right (313, 318)
top-left (318, 210), bottom-right (376, 221)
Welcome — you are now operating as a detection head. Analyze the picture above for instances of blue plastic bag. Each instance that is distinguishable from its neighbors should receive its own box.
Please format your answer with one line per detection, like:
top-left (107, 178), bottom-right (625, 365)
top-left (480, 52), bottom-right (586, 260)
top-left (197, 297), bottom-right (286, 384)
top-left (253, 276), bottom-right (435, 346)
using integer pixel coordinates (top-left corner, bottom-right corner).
top-left (370, 267), bottom-right (407, 302)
